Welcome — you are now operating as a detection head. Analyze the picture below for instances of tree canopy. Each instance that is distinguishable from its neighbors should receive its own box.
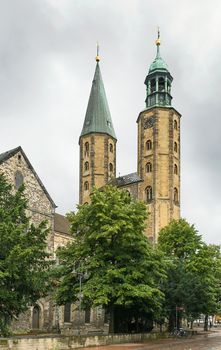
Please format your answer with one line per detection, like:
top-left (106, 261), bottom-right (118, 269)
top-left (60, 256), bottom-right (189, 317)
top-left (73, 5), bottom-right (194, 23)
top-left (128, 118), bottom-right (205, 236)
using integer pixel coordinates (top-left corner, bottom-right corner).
top-left (55, 186), bottom-right (166, 332)
top-left (0, 173), bottom-right (52, 334)
top-left (158, 219), bottom-right (221, 331)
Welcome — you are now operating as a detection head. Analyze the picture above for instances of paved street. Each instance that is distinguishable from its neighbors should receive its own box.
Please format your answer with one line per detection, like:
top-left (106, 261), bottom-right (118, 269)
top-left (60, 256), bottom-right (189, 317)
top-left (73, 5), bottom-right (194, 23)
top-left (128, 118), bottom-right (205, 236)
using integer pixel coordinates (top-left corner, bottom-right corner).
top-left (80, 331), bottom-right (221, 350)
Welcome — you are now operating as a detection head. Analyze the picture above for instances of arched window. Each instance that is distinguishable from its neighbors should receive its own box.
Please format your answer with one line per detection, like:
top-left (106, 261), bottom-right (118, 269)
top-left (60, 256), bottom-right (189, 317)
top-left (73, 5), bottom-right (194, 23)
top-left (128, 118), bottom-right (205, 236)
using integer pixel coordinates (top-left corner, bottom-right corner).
top-left (150, 79), bottom-right (156, 93)
top-left (84, 181), bottom-right (89, 191)
top-left (174, 142), bottom-right (178, 152)
top-left (174, 164), bottom-right (178, 175)
top-left (146, 162), bottom-right (152, 173)
top-left (15, 171), bottom-right (24, 190)
top-left (64, 303), bottom-right (71, 323)
top-left (174, 188), bottom-right (178, 203)
top-left (85, 142), bottom-right (89, 157)
top-left (145, 186), bottom-right (153, 203)
top-left (146, 140), bottom-right (152, 151)
top-left (84, 161), bottom-right (89, 171)
top-left (174, 120), bottom-right (178, 130)
top-left (85, 308), bottom-right (91, 324)
top-left (109, 163), bottom-right (113, 172)
top-left (109, 143), bottom-right (113, 153)
top-left (159, 77), bottom-right (165, 91)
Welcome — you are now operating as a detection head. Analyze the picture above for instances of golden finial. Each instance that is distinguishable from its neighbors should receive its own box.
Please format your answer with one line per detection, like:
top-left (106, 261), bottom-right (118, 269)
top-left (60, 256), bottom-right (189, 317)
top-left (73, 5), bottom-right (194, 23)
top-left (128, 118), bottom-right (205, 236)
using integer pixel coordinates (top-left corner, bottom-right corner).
top-left (95, 42), bottom-right (100, 62)
top-left (155, 27), bottom-right (161, 46)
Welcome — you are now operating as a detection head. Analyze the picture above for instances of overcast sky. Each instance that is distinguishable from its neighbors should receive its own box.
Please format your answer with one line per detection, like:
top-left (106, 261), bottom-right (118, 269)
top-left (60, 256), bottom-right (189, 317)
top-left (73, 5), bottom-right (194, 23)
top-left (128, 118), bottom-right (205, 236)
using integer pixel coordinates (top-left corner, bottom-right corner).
top-left (0, 0), bottom-right (220, 244)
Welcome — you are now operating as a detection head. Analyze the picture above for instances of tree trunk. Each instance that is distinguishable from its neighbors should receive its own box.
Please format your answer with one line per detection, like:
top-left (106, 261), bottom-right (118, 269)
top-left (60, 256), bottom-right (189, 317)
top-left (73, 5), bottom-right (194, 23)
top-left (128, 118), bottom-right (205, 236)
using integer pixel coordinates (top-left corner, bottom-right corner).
top-left (204, 314), bottom-right (208, 331)
top-left (190, 320), bottom-right (193, 329)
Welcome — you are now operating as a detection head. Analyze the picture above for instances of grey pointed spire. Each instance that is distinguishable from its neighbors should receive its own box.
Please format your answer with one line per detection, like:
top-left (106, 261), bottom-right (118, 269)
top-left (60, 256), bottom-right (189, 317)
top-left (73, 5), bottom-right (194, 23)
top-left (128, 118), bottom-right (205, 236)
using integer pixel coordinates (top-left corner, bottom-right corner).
top-left (80, 62), bottom-right (117, 140)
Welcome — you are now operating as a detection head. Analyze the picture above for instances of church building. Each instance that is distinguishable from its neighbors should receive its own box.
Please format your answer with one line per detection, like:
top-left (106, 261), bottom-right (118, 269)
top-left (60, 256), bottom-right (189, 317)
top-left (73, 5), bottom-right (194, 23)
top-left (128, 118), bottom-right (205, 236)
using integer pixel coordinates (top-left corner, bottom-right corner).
top-left (79, 32), bottom-right (181, 242)
top-left (0, 32), bottom-right (181, 332)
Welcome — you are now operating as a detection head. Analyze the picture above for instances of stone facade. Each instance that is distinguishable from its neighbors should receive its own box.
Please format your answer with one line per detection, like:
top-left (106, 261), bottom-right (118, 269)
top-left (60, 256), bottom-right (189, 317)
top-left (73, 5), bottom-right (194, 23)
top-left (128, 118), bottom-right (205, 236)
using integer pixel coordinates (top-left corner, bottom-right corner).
top-left (137, 107), bottom-right (181, 242)
top-left (79, 134), bottom-right (116, 204)
top-left (0, 146), bottom-right (109, 334)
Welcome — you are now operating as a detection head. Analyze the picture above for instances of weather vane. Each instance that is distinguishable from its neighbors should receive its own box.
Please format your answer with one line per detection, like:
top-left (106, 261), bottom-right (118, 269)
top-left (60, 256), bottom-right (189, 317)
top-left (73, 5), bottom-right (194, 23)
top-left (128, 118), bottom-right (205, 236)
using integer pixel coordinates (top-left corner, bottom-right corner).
top-left (96, 42), bottom-right (100, 62)
top-left (156, 27), bottom-right (161, 46)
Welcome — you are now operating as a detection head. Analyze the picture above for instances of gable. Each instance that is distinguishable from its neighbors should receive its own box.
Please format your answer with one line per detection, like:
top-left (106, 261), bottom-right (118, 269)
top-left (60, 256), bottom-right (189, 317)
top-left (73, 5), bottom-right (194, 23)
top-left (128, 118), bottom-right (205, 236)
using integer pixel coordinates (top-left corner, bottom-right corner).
top-left (0, 146), bottom-right (56, 209)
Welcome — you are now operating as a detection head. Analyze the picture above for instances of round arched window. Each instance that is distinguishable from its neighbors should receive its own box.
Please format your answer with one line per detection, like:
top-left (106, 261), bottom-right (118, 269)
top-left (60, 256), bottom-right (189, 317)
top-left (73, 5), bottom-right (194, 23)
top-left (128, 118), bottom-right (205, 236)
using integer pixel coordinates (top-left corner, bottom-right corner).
top-left (15, 171), bottom-right (24, 189)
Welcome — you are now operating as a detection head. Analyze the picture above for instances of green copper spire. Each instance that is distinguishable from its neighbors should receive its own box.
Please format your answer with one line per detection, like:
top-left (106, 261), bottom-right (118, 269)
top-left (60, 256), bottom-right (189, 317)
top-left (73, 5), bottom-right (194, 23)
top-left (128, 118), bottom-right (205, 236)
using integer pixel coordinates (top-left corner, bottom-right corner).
top-left (80, 52), bottom-right (116, 140)
top-left (149, 29), bottom-right (169, 73)
top-left (144, 30), bottom-right (173, 108)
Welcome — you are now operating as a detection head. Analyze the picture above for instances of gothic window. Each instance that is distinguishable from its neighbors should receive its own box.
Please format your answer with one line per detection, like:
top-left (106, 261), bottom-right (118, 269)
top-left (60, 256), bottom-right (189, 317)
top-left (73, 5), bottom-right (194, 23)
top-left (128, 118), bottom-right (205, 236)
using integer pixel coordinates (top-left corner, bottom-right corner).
top-left (146, 162), bottom-right (152, 173)
top-left (15, 171), bottom-right (24, 190)
top-left (84, 181), bottom-right (89, 191)
top-left (84, 161), bottom-right (89, 171)
top-left (110, 143), bottom-right (113, 153)
top-left (64, 303), bottom-right (71, 323)
top-left (174, 142), bottom-right (178, 152)
top-left (18, 154), bottom-right (21, 163)
top-left (146, 140), bottom-right (152, 151)
top-left (174, 120), bottom-right (178, 130)
top-left (174, 164), bottom-right (178, 175)
top-left (84, 142), bottom-right (89, 157)
top-left (125, 190), bottom-right (131, 197)
top-left (174, 188), bottom-right (178, 203)
top-left (159, 77), bottom-right (164, 91)
top-left (85, 308), bottom-right (91, 323)
top-left (150, 79), bottom-right (156, 93)
top-left (109, 163), bottom-right (113, 172)
top-left (145, 186), bottom-right (153, 203)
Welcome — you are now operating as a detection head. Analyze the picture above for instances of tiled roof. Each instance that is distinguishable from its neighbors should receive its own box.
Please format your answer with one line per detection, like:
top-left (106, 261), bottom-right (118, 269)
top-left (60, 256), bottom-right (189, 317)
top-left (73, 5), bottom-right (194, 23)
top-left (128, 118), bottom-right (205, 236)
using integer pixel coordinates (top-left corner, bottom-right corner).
top-left (109, 172), bottom-right (142, 187)
top-left (54, 213), bottom-right (71, 235)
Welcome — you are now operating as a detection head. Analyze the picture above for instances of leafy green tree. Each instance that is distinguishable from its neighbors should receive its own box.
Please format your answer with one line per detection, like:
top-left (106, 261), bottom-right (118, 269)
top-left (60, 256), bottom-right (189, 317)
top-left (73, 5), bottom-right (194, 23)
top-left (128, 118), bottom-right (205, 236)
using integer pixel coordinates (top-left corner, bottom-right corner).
top-left (0, 173), bottom-right (52, 335)
top-left (158, 219), bottom-right (221, 331)
top-left (55, 186), bottom-right (166, 332)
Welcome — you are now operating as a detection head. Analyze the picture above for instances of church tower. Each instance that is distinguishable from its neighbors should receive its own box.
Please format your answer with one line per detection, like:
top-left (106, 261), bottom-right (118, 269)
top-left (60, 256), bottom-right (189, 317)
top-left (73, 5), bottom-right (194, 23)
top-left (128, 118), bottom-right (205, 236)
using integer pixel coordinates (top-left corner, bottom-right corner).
top-left (137, 31), bottom-right (181, 242)
top-left (79, 51), bottom-right (117, 204)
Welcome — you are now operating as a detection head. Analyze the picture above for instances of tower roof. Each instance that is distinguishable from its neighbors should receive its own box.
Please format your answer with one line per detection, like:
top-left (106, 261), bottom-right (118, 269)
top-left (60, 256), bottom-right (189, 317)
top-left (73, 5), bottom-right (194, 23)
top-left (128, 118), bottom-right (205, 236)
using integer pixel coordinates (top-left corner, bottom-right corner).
top-left (148, 30), bottom-right (169, 74)
top-left (80, 62), bottom-right (116, 140)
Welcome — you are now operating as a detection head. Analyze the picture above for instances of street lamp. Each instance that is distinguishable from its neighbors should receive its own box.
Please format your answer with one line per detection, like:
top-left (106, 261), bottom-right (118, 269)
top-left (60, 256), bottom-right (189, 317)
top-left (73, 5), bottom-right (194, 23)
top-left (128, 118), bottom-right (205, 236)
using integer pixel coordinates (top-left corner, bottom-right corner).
top-left (72, 267), bottom-right (88, 335)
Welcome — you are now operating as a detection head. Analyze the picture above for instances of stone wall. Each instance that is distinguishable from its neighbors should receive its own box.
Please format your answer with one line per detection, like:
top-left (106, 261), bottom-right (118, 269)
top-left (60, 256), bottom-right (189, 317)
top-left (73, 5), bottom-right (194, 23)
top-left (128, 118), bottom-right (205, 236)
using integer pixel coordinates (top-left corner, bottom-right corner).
top-left (0, 332), bottom-right (168, 350)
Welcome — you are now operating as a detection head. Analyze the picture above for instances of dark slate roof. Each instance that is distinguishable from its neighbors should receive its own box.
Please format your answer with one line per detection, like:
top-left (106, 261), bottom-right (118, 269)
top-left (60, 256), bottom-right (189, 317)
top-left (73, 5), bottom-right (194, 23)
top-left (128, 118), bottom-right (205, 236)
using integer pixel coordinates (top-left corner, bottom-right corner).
top-left (0, 146), bottom-right (56, 208)
top-left (54, 213), bottom-right (71, 235)
top-left (108, 172), bottom-right (143, 187)
top-left (80, 62), bottom-right (117, 140)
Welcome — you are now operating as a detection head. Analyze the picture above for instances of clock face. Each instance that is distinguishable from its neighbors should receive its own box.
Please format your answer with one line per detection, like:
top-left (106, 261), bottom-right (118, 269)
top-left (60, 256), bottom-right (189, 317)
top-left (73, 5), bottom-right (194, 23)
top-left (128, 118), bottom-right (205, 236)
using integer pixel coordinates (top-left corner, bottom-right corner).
top-left (144, 116), bottom-right (155, 129)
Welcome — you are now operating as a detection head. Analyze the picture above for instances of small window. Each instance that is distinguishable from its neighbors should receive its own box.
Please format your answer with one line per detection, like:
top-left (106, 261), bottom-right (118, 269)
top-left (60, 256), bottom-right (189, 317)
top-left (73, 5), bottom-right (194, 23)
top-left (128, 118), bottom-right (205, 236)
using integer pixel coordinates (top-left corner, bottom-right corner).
top-left (146, 140), bottom-right (152, 151)
top-left (146, 162), bottom-right (152, 173)
top-left (174, 164), bottom-right (178, 175)
top-left (145, 186), bottom-right (153, 203)
top-left (84, 181), bottom-right (89, 191)
top-left (174, 188), bottom-right (178, 203)
top-left (15, 171), bottom-right (23, 189)
top-left (18, 154), bottom-right (21, 163)
top-left (174, 142), bottom-right (178, 152)
top-left (64, 303), bottom-right (71, 323)
top-left (159, 77), bottom-right (165, 92)
top-left (109, 163), bottom-right (113, 172)
top-left (174, 120), bottom-right (178, 130)
top-left (84, 161), bottom-right (89, 171)
top-left (85, 142), bottom-right (89, 157)
top-left (85, 308), bottom-right (91, 323)
top-left (150, 79), bottom-right (156, 93)
top-left (109, 143), bottom-right (113, 153)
